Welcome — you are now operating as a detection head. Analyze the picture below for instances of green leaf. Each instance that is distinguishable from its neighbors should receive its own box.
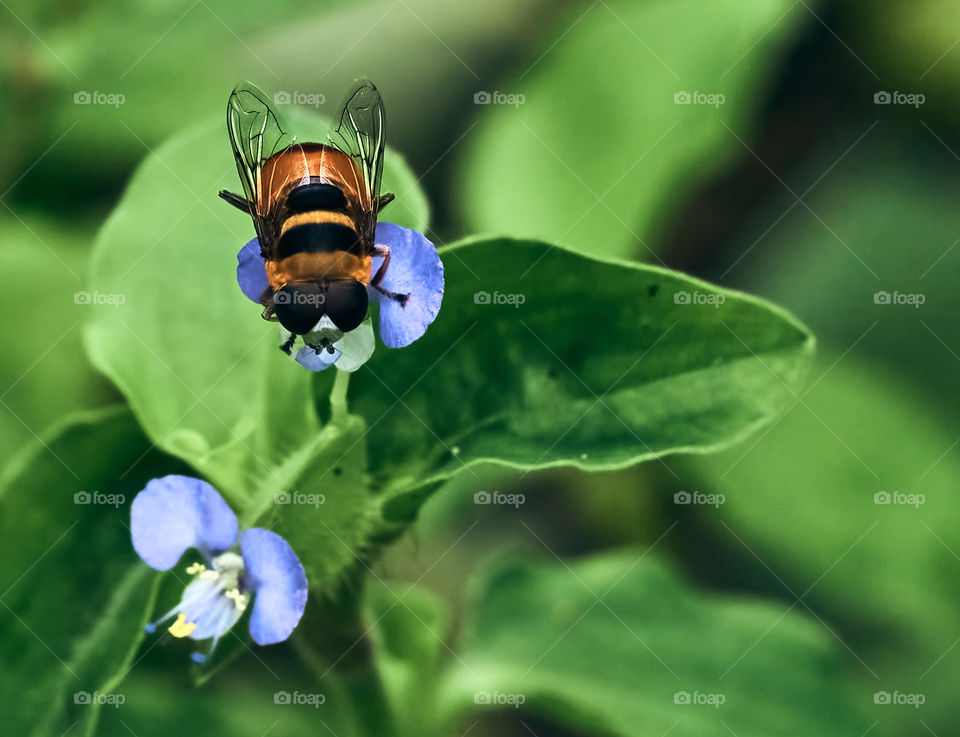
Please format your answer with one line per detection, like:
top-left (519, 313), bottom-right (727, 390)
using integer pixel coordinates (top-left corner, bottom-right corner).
top-left (364, 582), bottom-right (448, 736)
top-left (696, 138), bottom-right (960, 736)
top-left (0, 406), bottom-right (186, 737)
top-left (731, 134), bottom-right (960, 419)
top-left (442, 551), bottom-right (870, 737)
top-left (696, 357), bottom-right (960, 736)
top-left (350, 237), bottom-right (814, 521)
top-left (0, 216), bottom-right (109, 455)
top-left (268, 413), bottom-right (375, 595)
top-left (458, 0), bottom-right (805, 260)
top-left (83, 107), bottom-right (427, 505)
top-left (96, 658), bottom-right (366, 737)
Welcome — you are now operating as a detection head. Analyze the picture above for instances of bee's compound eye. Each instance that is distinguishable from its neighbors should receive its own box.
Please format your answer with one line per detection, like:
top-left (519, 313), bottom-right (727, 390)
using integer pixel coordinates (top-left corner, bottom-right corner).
top-left (273, 283), bottom-right (327, 334)
top-left (324, 280), bottom-right (369, 332)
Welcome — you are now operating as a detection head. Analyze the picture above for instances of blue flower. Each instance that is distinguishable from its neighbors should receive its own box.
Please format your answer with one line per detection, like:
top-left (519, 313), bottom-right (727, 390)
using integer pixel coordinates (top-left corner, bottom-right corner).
top-left (237, 222), bottom-right (444, 371)
top-left (131, 475), bottom-right (307, 663)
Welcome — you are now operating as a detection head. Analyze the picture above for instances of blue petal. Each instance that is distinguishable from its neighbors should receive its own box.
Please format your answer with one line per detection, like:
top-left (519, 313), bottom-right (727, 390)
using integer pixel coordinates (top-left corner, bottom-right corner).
top-left (131, 476), bottom-right (238, 570)
top-left (372, 222), bottom-right (444, 348)
top-left (241, 528), bottom-right (308, 645)
top-left (237, 238), bottom-right (268, 303)
top-left (295, 344), bottom-right (341, 371)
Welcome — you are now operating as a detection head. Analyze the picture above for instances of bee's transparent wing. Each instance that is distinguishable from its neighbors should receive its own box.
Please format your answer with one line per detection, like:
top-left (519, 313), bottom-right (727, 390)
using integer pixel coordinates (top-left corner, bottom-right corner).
top-left (226, 82), bottom-right (297, 249)
top-left (327, 80), bottom-right (386, 212)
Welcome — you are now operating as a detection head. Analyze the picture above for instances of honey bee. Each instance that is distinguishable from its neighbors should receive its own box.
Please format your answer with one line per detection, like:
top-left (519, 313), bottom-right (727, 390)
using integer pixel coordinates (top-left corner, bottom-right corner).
top-left (219, 80), bottom-right (407, 355)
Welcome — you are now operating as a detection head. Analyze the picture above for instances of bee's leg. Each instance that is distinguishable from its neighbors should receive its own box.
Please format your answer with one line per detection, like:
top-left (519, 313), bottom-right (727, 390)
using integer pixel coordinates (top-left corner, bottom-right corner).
top-left (279, 332), bottom-right (297, 355)
top-left (219, 190), bottom-right (253, 214)
top-left (370, 245), bottom-right (410, 306)
top-left (259, 288), bottom-right (277, 320)
top-left (375, 193), bottom-right (395, 212)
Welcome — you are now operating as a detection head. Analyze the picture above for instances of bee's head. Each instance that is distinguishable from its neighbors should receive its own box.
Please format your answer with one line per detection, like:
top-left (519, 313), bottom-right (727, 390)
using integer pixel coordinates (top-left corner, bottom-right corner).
top-left (273, 279), bottom-right (368, 335)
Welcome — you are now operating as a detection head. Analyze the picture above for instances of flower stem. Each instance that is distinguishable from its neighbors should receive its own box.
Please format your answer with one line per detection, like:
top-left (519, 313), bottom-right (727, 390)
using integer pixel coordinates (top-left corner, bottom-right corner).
top-left (329, 369), bottom-right (351, 425)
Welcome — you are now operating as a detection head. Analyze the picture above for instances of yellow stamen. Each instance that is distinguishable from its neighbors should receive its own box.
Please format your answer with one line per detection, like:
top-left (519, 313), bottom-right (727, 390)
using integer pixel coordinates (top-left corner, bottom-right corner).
top-left (168, 613), bottom-right (197, 638)
top-left (185, 563), bottom-right (206, 575)
top-left (225, 589), bottom-right (248, 611)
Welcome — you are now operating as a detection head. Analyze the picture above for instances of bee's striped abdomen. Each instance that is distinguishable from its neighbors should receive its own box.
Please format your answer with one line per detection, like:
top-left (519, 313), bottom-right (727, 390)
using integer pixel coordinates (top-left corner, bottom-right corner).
top-left (286, 182), bottom-right (348, 213)
top-left (275, 182), bottom-right (362, 260)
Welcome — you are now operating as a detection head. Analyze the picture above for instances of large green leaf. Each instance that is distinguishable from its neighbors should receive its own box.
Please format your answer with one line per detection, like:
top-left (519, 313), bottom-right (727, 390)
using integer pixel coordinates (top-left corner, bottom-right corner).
top-left (83, 107), bottom-right (427, 505)
top-left (697, 357), bottom-right (960, 736)
top-left (0, 216), bottom-right (110, 456)
top-left (95, 659), bottom-right (365, 737)
top-left (441, 551), bottom-right (870, 737)
top-left (350, 237), bottom-right (814, 521)
top-left (363, 582), bottom-right (449, 737)
top-left (458, 0), bottom-right (805, 259)
top-left (0, 407), bottom-right (186, 737)
top-left (690, 137), bottom-right (960, 736)
top-left (729, 134), bottom-right (960, 420)
top-left (268, 413), bottom-right (377, 595)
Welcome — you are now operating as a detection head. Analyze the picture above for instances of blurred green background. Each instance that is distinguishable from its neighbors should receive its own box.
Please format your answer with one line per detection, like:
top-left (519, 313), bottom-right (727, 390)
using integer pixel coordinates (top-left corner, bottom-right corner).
top-left (2, 0), bottom-right (960, 735)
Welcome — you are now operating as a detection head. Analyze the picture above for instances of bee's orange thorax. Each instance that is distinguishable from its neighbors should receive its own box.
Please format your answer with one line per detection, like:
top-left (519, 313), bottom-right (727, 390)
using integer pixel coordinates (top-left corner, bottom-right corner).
top-left (259, 143), bottom-right (370, 214)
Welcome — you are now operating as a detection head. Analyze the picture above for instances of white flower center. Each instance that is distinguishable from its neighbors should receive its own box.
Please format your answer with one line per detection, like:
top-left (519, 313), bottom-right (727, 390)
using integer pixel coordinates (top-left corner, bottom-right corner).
top-left (163, 552), bottom-right (249, 641)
